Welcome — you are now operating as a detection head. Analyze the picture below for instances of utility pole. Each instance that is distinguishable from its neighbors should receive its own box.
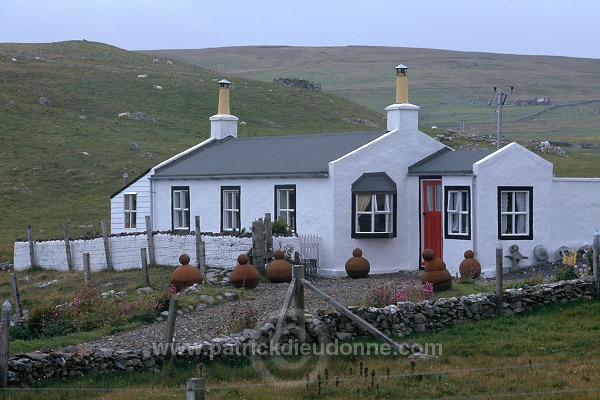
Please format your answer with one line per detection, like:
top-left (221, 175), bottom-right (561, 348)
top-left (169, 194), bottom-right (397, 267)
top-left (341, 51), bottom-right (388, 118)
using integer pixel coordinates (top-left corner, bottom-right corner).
top-left (494, 86), bottom-right (513, 149)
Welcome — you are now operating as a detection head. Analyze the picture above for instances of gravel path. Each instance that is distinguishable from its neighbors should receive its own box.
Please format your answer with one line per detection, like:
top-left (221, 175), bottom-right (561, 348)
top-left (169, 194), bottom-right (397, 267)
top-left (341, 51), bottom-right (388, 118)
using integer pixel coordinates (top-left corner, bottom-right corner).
top-left (81, 261), bottom-right (578, 351)
top-left (81, 271), bottom-right (422, 351)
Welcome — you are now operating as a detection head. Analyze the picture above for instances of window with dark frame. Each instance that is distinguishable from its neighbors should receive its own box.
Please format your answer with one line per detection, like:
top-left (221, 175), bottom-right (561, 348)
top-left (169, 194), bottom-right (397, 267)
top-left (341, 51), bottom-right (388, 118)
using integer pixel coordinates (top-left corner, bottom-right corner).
top-left (171, 186), bottom-right (190, 230)
top-left (275, 185), bottom-right (296, 232)
top-left (444, 186), bottom-right (470, 239)
top-left (123, 193), bottom-right (137, 229)
top-left (221, 186), bottom-right (241, 232)
top-left (498, 186), bottom-right (533, 240)
top-left (351, 172), bottom-right (397, 239)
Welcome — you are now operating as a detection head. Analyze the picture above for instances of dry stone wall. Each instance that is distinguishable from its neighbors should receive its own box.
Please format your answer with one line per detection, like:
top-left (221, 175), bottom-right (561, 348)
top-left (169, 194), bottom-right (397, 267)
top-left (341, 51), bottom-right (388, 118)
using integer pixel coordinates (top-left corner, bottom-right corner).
top-left (5, 278), bottom-right (596, 386)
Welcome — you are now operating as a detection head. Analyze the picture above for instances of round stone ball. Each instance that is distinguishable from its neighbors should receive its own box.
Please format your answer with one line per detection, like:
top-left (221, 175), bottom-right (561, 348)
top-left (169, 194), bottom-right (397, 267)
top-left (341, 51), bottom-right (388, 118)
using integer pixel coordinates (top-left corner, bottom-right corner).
top-left (422, 248), bottom-right (435, 261)
top-left (179, 253), bottom-right (191, 265)
top-left (345, 248), bottom-right (370, 279)
top-left (171, 264), bottom-right (203, 292)
top-left (266, 257), bottom-right (292, 283)
top-left (237, 254), bottom-right (250, 265)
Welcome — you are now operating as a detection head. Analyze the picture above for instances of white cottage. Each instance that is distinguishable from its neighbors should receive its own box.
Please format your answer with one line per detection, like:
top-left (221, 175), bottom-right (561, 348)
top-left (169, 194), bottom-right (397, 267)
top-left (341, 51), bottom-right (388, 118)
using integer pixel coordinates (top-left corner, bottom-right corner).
top-left (111, 68), bottom-right (600, 277)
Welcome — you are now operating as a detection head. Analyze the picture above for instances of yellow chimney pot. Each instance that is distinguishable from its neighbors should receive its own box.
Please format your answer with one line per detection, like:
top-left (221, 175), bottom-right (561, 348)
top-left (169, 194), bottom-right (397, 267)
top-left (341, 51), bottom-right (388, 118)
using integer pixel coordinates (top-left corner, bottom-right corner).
top-left (395, 64), bottom-right (409, 104)
top-left (217, 79), bottom-right (231, 115)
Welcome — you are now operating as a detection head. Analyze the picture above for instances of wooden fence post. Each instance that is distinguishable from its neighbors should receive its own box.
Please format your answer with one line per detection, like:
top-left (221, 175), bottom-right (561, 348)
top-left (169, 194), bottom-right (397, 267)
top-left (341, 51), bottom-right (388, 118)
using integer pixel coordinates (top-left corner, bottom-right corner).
top-left (264, 213), bottom-right (273, 262)
top-left (301, 279), bottom-right (405, 353)
top-left (145, 216), bottom-right (156, 266)
top-left (27, 225), bottom-right (36, 267)
top-left (187, 377), bottom-right (206, 400)
top-left (0, 300), bottom-right (11, 388)
top-left (252, 219), bottom-right (265, 274)
top-left (83, 253), bottom-right (91, 284)
top-left (496, 241), bottom-right (504, 316)
top-left (165, 298), bottom-right (178, 362)
top-left (195, 216), bottom-right (206, 278)
top-left (100, 220), bottom-right (113, 271)
top-left (9, 273), bottom-right (22, 319)
top-left (593, 230), bottom-right (599, 293)
top-left (292, 265), bottom-right (306, 343)
top-left (141, 248), bottom-right (150, 288)
top-left (272, 280), bottom-right (296, 345)
top-left (63, 223), bottom-right (74, 271)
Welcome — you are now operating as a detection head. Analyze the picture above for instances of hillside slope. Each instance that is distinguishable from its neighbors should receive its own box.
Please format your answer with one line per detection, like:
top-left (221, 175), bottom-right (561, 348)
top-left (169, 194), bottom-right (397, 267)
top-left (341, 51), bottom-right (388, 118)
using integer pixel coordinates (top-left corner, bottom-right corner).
top-left (146, 45), bottom-right (600, 141)
top-left (0, 41), bottom-right (383, 257)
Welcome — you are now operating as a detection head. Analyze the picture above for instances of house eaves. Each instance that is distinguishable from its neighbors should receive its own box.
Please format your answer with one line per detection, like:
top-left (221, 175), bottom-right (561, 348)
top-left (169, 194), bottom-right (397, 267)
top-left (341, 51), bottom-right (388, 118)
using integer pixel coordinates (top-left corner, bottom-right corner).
top-left (110, 167), bottom-right (152, 199)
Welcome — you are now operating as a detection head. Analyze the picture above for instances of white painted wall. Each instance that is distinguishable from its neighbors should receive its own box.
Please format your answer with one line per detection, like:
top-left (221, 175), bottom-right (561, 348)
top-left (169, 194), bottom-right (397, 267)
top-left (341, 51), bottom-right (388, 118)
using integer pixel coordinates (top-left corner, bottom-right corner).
top-left (326, 125), bottom-right (446, 276)
top-left (110, 172), bottom-right (152, 233)
top-left (150, 177), bottom-right (330, 235)
top-left (473, 143), bottom-right (554, 277)
top-left (13, 234), bottom-right (298, 271)
top-left (551, 178), bottom-right (600, 254)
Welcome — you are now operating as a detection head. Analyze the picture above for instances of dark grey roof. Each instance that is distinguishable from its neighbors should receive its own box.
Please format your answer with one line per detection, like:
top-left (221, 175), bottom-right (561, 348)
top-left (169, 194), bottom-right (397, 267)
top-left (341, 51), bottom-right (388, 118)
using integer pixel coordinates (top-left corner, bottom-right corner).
top-left (153, 130), bottom-right (387, 179)
top-left (408, 148), bottom-right (495, 176)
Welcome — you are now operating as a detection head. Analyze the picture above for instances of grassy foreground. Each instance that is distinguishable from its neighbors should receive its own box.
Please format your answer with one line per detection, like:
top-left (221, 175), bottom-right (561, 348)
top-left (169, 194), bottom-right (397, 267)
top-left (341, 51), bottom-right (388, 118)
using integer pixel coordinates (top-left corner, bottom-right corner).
top-left (0, 286), bottom-right (598, 398)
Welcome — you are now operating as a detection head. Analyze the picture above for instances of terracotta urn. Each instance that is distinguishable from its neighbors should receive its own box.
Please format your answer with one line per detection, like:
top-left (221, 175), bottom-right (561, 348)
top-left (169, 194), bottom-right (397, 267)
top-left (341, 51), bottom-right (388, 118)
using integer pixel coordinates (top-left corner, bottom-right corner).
top-left (267, 250), bottom-right (292, 283)
top-left (230, 254), bottom-right (260, 289)
top-left (459, 250), bottom-right (481, 279)
top-left (345, 248), bottom-right (370, 279)
top-left (421, 249), bottom-right (452, 292)
top-left (171, 253), bottom-right (203, 292)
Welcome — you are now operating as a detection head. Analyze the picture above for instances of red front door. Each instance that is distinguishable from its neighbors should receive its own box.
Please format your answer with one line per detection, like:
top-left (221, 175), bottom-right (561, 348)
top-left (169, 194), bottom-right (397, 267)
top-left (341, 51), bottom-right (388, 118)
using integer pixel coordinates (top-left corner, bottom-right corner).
top-left (422, 180), bottom-right (443, 259)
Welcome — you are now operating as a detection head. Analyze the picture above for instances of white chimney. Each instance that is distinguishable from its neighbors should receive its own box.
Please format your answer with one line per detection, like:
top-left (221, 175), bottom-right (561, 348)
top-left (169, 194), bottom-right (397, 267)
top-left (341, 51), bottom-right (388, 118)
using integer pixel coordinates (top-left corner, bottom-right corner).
top-left (385, 64), bottom-right (419, 132)
top-left (385, 103), bottom-right (420, 132)
top-left (210, 79), bottom-right (238, 140)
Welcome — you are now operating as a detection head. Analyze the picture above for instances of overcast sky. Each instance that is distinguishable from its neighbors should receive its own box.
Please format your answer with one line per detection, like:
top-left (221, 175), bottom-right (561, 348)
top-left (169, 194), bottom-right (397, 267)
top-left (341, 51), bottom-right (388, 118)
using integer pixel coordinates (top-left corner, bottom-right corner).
top-left (2, 0), bottom-right (599, 59)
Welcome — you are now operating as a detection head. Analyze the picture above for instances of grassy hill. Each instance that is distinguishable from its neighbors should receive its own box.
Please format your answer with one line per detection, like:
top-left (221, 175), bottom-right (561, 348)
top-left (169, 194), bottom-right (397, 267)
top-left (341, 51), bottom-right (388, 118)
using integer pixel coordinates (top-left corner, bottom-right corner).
top-left (146, 45), bottom-right (600, 142)
top-left (0, 41), bottom-right (384, 261)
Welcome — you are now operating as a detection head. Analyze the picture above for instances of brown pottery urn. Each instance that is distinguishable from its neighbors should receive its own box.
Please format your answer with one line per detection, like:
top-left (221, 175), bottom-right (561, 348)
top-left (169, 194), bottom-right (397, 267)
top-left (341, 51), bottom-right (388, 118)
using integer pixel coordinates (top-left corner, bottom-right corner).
top-left (171, 253), bottom-right (203, 292)
top-left (459, 250), bottom-right (481, 279)
top-left (345, 248), bottom-right (370, 279)
top-left (267, 250), bottom-right (293, 283)
top-left (421, 249), bottom-right (452, 292)
top-left (230, 254), bottom-right (260, 289)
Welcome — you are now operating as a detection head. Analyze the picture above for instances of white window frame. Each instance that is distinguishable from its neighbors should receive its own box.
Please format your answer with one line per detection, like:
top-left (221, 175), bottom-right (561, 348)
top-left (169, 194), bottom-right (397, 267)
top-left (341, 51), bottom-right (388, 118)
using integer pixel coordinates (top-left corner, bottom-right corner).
top-left (445, 188), bottom-right (470, 238)
top-left (123, 192), bottom-right (137, 229)
top-left (498, 187), bottom-right (533, 240)
top-left (222, 188), bottom-right (240, 232)
top-left (172, 188), bottom-right (189, 230)
top-left (275, 186), bottom-right (296, 232)
top-left (354, 193), bottom-right (394, 235)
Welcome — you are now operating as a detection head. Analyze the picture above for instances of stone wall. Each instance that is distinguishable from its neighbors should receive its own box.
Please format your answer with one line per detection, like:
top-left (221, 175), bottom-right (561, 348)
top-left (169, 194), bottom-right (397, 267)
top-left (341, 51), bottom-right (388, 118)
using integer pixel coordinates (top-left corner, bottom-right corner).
top-left (5, 278), bottom-right (596, 386)
top-left (13, 233), bottom-right (298, 271)
top-left (311, 278), bottom-right (595, 340)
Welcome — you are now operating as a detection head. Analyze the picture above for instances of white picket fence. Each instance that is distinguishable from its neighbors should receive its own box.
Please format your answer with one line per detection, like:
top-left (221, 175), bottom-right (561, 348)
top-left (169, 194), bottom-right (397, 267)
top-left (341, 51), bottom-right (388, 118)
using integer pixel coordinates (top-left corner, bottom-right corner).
top-left (298, 234), bottom-right (320, 275)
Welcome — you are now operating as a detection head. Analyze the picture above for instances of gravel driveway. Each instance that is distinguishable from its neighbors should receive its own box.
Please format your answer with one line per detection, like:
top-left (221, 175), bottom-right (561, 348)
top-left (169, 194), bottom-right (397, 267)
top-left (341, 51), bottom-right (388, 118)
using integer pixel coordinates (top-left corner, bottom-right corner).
top-left (81, 271), bottom-right (422, 351)
top-left (80, 260), bottom-right (576, 351)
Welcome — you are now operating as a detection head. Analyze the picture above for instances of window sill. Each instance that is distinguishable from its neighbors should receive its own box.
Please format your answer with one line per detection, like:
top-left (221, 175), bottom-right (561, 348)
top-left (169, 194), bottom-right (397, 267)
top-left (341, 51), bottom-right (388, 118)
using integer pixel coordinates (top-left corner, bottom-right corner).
top-left (352, 232), bottom-right (396, 239)
top-left (446, 233), bottom-right (471, 240)
top-left (498, 234), bottom-right (532, 241)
